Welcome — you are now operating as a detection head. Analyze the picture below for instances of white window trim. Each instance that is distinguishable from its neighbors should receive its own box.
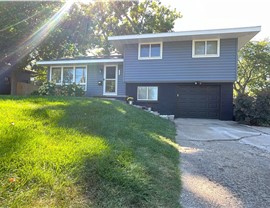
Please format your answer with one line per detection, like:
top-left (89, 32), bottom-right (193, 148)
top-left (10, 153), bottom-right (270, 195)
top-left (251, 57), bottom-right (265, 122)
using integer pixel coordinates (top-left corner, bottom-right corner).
top-left (138, 42), bottom-right (163, 60)
top-left (49, 65), bottom-right (87, 91)
top-left (103, 64), bottom-right (118, 96)
top-left (137, 86), bottom-right (158, 101)
top-left (192, 39), bottom-right (220, 58)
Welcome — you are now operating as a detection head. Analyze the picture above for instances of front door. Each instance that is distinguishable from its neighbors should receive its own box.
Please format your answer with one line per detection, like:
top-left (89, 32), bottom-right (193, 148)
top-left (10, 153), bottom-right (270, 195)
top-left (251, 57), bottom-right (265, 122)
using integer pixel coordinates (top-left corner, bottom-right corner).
top-left (103, 65), bottom-right (117, 96)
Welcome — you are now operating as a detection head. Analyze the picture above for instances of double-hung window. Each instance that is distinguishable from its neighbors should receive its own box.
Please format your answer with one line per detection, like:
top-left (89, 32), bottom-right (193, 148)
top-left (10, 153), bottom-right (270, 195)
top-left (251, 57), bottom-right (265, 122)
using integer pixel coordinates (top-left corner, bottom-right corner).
top-left (137, 86), bottom-right (158, 101)
top-left (138, 43), bottom-right (162, 60)
top-left (51, 67), bottom-right (61, 84)
top-left (63, 67), bottom-right (74, 84)
top-left (75, 67), bottom-right (87, 90)
top-left (50, 66), bottom-right (87, 90)
top-left (192, 39), bottom-right (220, 57)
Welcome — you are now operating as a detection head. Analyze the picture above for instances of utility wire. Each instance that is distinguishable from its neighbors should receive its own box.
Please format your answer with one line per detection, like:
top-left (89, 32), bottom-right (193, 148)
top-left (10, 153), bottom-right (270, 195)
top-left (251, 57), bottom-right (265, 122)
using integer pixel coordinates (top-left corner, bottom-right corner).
top-left (0, 11), bottom-right (40, 32)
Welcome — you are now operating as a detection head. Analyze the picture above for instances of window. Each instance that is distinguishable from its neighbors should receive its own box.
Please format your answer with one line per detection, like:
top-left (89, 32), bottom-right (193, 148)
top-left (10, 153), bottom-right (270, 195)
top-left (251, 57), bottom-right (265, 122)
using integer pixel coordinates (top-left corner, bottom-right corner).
top-left (192, 39), bottom-right (219, 57)
top-left (138, 43), bottom-right (162, 59)
top-left (63, 67), bottom-right (74, 84)
top-left (137, 86), bottom-right (158, 101)
top-left (51, 67), bottom-right (61, 84)
top-left (75, 67), bottom-right (86, 90)
top-left (50, 66), bottom-right (87, 91)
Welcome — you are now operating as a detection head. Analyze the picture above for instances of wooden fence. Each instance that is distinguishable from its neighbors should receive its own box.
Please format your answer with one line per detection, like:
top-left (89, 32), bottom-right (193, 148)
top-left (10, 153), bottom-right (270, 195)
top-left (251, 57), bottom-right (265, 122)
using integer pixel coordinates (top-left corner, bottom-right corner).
top-left (16, 82), bottom-right (39, 96)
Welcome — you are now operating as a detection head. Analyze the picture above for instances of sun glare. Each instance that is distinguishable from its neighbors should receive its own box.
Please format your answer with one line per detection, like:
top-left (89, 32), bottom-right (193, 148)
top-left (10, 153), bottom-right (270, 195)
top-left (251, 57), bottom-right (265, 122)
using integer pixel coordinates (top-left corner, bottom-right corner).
top-left (0, 1), bottom-right (73, 76)
top-left (77, 0), bottom-right (92, 3)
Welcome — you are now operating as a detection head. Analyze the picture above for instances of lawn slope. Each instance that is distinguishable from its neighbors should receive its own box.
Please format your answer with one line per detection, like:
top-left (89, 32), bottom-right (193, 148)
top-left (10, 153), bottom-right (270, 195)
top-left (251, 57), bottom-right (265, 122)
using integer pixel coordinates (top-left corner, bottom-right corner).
top-left (0, 96), bottom-right (180, 208)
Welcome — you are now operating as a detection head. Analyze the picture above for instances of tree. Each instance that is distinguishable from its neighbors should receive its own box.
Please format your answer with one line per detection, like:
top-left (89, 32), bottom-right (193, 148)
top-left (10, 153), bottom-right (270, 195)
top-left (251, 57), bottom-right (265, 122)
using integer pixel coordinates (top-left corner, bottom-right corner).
top-left (234, 40), bottom-right (270, 95)
top-left (0, 1), bottom-right (68, 80)
top-left (85, 0), bottom-right (181, 54)
top-left (0, 0), bottom-right (181, 80)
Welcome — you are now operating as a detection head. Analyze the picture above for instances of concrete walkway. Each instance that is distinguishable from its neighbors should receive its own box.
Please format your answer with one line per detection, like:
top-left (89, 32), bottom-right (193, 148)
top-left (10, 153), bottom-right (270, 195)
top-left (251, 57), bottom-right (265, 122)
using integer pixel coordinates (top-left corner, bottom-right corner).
top-left (175, 119), bottom-right (270, 208)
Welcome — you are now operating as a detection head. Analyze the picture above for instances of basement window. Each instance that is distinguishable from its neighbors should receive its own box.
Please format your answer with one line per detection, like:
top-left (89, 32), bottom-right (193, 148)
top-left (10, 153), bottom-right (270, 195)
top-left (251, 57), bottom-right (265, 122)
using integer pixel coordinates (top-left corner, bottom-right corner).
top-left (137, 86), bottom-right (158, 101)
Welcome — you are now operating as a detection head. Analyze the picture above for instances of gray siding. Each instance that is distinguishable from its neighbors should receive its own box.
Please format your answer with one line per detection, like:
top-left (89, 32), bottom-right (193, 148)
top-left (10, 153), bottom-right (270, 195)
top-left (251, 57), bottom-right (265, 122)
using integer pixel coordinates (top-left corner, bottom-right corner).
top-left (86, 64), bottom-right (125, 97)
top-left (124, 39), bottom-right (238, 83)
top-left (117, 64), bottom-right (126, 96)
top-left (47, 64), bottom-right (125, 97)
top-left (86, 64), bottom-right (103, 96)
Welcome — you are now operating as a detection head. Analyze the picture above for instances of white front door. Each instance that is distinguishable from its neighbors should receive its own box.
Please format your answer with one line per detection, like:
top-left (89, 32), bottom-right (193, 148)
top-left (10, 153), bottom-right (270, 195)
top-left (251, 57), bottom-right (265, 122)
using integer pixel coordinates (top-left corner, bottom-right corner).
top-left (103, 65), bottom-right (118, 96)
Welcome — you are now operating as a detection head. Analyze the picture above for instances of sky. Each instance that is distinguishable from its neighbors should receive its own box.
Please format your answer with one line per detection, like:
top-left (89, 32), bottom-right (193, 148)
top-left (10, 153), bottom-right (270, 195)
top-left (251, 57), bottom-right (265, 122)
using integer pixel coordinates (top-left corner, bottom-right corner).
top-left (161, 0), bottom-right (269, 40)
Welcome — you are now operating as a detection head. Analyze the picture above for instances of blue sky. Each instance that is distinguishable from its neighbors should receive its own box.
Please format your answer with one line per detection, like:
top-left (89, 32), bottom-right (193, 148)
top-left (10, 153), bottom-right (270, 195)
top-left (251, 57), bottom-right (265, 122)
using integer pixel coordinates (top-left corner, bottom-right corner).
top-left (161, 0), bottom-right (269, 40)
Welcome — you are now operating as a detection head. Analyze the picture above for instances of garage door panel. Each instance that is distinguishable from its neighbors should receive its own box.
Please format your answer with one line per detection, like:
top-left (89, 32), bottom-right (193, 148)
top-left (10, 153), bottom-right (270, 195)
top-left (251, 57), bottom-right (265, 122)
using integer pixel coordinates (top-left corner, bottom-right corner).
top-left (176, 85), bottom-right (220, 119)
top-left (208, 103), bottom-right (219, 108)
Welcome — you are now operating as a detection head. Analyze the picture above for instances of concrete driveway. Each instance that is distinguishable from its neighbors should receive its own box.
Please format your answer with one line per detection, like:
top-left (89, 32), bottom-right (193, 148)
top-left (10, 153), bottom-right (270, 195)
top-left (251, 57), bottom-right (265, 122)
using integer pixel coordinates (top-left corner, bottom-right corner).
top-left (175, 119), bottom-right (270, 208)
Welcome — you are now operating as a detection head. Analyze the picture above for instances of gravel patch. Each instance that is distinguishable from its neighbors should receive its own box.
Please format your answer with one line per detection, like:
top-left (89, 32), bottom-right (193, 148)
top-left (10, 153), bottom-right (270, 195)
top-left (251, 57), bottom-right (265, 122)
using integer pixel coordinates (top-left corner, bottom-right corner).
top-left (176, 120), bottom-right (270, 208)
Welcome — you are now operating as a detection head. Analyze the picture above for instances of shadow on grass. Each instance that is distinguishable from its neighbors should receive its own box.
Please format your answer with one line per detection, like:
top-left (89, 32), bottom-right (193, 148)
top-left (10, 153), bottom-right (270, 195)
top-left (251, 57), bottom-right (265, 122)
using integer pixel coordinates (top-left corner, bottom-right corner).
top-left (16, 97), bottom-right (180, 208)
top-left (0, 125), bottom-right (32, 158)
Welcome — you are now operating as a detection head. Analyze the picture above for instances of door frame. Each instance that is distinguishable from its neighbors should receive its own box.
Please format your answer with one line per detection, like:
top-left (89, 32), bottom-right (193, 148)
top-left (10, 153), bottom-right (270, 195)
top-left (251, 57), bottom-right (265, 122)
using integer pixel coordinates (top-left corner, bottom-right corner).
top-left (103, 64), bottom-right (118, 96)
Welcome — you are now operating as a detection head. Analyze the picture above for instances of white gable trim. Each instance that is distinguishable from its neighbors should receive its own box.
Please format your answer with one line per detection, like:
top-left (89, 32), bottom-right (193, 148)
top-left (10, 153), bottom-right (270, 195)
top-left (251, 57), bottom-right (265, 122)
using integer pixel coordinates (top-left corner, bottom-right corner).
top-left (37, 59), bottom-right (124, 65)
top-left (109, 26), bottom-right (261, 41)
top-left (109, 26), bottom-right (261, 50)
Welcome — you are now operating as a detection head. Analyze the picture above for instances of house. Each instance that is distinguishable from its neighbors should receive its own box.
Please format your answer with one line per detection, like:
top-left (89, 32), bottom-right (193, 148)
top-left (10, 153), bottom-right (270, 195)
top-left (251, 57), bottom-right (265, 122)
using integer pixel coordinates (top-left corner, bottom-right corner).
top-left (37, 26), bottom-right (261, 120)
top-left (0, 67), bottom-right (33, 95)
top-left (0, 75), bottom-right (11, 95)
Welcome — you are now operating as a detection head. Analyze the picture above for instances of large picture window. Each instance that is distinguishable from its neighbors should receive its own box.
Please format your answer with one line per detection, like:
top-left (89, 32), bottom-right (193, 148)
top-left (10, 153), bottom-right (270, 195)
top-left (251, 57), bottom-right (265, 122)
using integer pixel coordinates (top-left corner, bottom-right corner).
top-left (50, 66), bottom-right (87, 90)
top-left (138, 43), bottom-right (162, 60)
top-left (192, 39), bottom-right (220, 57)
top-left (137, 86), bottom-right (158, 101)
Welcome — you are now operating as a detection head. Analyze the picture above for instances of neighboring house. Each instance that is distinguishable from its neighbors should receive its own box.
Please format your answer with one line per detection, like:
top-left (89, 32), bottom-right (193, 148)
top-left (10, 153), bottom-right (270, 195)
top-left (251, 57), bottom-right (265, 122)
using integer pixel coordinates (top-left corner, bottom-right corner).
top-left (0, 75), bottom-right (11, 95)
top-left (0, 68), bottom-right (33, 95)
top-left (37, 26), bottom-right (261, 120)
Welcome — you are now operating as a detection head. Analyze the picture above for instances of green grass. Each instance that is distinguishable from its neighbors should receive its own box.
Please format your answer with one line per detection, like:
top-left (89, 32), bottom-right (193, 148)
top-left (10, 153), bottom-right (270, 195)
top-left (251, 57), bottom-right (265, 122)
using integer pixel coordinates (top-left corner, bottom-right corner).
top-left (0, 96), bottom-right (180, 208)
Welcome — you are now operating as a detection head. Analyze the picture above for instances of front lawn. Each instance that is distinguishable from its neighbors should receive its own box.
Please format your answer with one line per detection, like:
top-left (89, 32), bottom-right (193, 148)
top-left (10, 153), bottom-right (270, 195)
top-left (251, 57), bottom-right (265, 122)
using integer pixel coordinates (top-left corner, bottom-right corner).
top-left (0, 96), bottom-right (180, 207)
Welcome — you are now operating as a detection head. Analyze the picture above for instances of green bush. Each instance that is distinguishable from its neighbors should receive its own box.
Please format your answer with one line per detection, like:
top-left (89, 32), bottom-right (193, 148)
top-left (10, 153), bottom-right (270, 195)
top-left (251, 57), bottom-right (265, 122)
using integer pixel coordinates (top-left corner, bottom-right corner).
top-left (253, 90), bottom-right (270, 125)
top-left (35, 81), bottom-right (85, 97)
top-left (234, 89), bottom-right (270, 126)
top-left (234, 94), bottom-right (255, 124)
top-left (60, 83), bottom-right (85, 97)
top-left (37, 81), bottom-right (56, 96)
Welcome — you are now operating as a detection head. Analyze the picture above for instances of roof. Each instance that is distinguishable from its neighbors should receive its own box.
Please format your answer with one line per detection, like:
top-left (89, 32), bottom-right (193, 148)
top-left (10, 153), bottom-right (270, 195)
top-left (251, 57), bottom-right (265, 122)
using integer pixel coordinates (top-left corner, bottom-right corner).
top-left (37, 26), bottom-right (261, 66)
top-left (109, 26), bottom-right (261, 51)
top-left (36, 55), bottom-right (123, 65)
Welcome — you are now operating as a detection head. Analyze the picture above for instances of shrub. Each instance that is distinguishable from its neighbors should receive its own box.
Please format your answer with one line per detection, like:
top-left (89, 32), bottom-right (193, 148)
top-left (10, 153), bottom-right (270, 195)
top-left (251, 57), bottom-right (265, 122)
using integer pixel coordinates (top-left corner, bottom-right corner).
top-left (235, 94), bottom-right (254, 124)
top-left (253, 90), bottom-right (270, 125)
top-left (30, 90), bottom-right (39, 96)
top-left (234, 89), bottom-right (270, 126)
top-left (35, 81), bottom-right (85, 97)
top-left (60, 83), bottom-right (85, 97)
top-left (38, 81), bottom-right (56, 96)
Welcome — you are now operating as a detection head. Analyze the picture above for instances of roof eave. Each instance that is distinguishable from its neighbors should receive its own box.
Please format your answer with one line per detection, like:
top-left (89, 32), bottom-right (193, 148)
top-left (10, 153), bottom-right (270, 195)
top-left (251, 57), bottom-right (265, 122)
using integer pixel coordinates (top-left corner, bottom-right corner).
top-left (109, 26), bottom-right (261, 51)
top-left (36, 58), bottom-right (124, 66)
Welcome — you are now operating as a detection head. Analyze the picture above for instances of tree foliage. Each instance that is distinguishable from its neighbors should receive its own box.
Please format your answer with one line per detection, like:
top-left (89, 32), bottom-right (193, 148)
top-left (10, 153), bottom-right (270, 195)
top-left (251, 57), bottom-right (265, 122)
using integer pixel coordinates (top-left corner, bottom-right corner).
top-left (86, 0), bottom-right (181, 54)
top-left (0, 0), bottom-right (181, 78)
top-left (0, 2), bottom-right (64, 73)
top-left (235, 89), bottom-right (270, 126)
top-left (234, 41), bottom-right (270, 95)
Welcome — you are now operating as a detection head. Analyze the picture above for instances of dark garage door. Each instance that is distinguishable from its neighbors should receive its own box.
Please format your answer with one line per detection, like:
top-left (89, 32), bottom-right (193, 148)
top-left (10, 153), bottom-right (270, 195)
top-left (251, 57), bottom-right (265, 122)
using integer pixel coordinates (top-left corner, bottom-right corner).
top-left (176, 85), bottom-right (220, 119)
